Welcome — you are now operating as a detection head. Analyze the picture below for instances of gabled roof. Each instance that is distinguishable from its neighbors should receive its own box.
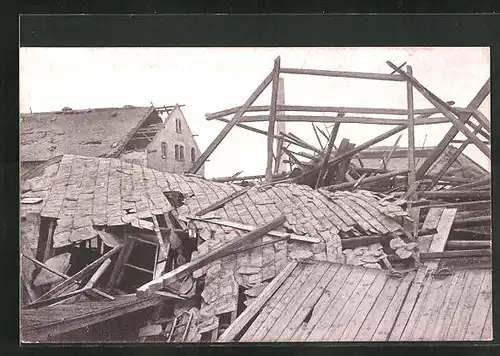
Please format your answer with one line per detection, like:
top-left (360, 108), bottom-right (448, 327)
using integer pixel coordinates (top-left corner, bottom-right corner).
top-left (20, 106), bottom-right (156, 162)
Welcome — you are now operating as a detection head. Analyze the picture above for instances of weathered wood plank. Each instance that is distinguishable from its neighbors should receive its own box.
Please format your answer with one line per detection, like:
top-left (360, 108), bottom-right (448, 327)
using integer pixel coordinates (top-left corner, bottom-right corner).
top-left (263, 262), bottom-right (330, 341)
top-left (387, 267), bottom-right (428, 341)
top-left (447, 269), bottom-right (486, 340)
top-left (324, 268), bottom-right (379, 341)
top-left (425, 208), bottom-right (457, 270)
top-left (464, 270), bottom-right (492, 340)
top-left (240, 263), bottom-right (305, 341)
top-left (339, 272), bottom-right (387, 341)
top-left (265, 56), bottom-right (280, 182)
top-left (370, 271), bottom-right (416, 341)
top-left (218, 261), bottom-right (298, 342)
top-left (250, 263), bottom-right (317, 341)
top-left (307, 267), bottom-right (366, 341)
top-left (480, 304), bottom-right (493, 340)
top-left (297, 264), bottom-right (353, 341)
top-left (281, 263), bottom-right (341, 341)
top-left (354, 273), bottom-right (401, 341)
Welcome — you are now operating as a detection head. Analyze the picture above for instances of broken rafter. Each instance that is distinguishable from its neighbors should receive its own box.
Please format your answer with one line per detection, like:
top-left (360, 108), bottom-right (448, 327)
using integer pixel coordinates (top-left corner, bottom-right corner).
top-left (451, 176), bottom-right (490, 191)
top-left (189, 67), bottom-right (274, 174)
top-left (136, 216), bottom-right (287, 298)
top-left (418, 190), bottom-right (490, 201)
top-left (266, 56), bottom-right (281, 182)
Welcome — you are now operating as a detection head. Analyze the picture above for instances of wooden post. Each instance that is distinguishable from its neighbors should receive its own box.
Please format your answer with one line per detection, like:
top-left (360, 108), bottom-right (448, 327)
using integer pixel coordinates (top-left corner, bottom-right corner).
top-left (266, 56), bottom-right (281, 182)
top-left (406, 65), bottom-right (417, 240)
top-left (188, 69), bottom-right (274, 173)
top-left (273, 134), bottom-right (285, 175)
top-left (315, 122), bottom-right (340, 189)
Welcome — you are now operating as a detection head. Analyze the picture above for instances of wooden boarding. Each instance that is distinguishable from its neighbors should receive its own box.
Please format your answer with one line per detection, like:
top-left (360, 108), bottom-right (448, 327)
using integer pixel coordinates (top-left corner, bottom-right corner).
top-left (218, 261), bottom-right (298, 341)
top-left (239, 263), bottom-right (305, 341)
top-left (417, 208), bottom-right (443, 253)
top-left (324, 269), bottom-right (379, 341)
top-left (370, 271), bottom-right (416, 341)
top-left (262, 262), bottom-right (331, 341)
top-left (464, 272), bottom-right (492, 340)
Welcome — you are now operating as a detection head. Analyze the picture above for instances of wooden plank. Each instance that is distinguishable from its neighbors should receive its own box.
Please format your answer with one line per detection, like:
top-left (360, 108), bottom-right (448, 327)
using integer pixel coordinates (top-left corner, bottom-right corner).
top-left (464, 270), bottom-right (492, 340)
top-left (307, 267), bottom-right (366, 341)
top-left (339, 272), bottom-right (387, 341)
top-left (280, 263), bottom-right (341, 341)
top-left (265, 56), bottom-right (280, 182)
top-left (185, 216), bottom-right (319, 243)
top-left (406, 65), bottom-right (417, 202)
top-left (240, 263), bottom-right (305, 341)
top-left (250, 263), bottom-right (317, 341)
top-left (189, 70), bottom-right (274, 173)
top-left (151, 215), bottom-right (169, 279)
top-left (280, 67), bottom-right (405, 81)
top-left (137, 216), bottom-right (286, 298)
top-left (262, 262), bottom-right (331, 341)
top-left (410, 274), bottom-right (455, 341)
top-left (425, 208), bottom-right (457, 270)
top-left (416, 78), bottom-right (490, 180)
top-left (370, 271), bottom-right (417, 341)
top-left (446, 269), bottom-right (486, 340)
top-left (218, 261), bottom-right (298, 341)
top-left (33, 245), bottom-right (122, 303)
top-left (298, 264), bottom-right (354, 341)
top-left (429, 270), bottom-right (468, 341)
top-left (480, 304), bottom-right (493, 340)
top-left (354, 274), bottom-right (402, 341)
top-left (324, 268), bottom-right (379, 341)
top-left (42, 220), bottom-right (56, 262)
top-left (387, 267), bottom-right (428, 341)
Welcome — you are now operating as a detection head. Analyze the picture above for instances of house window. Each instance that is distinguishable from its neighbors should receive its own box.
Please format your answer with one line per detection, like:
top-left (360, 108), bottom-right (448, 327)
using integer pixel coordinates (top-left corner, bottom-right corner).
top-left (161, 142), bottom-right (167, 159)
top-left (176, 119), bottom-right (182, 133)
top-left (191, 147), bottom-right (196, 163)
top-left (175, 144), bottom-right (185, 161)
top-left (179, 145), bottom-right (185, 161)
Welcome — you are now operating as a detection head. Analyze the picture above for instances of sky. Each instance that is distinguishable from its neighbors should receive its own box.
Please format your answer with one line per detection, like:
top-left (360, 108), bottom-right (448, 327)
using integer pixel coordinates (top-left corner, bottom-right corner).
top-left (19, 47), bottom-right (490, 178)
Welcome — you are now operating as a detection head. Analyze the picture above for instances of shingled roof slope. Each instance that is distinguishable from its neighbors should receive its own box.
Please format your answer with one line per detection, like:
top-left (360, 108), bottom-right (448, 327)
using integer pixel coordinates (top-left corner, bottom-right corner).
top-left (20, 106), bottom-right (156, 162)
top-left (21, 154), bottom-right (408, 334)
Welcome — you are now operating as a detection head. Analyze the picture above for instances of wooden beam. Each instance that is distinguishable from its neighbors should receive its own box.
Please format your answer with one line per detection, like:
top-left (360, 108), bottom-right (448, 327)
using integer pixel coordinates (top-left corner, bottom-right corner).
top-left (194, 187), bottom-right (251, 217)
top-left (452, 215), bottom-right (491, 228)
top-left (446, 240), bottom-right (491, 250)
top-left (300, 125), bottom-right (408, 183)
top-left (206, 103), bottom-right (461, 120)
top-left (136, 216), bottom-right (286, 298)
top-left (388, 249), bottom-right (490, 261)
top-left (189, 70), bottom-right (274, 173)
top-left (218, 261), bottom-right (298, 341)
top-left (184, 216), bottom-right (320, 243)
top-left (33, 245), bottom-right (122, 303)
top-left (315, 121), bottom-right (340, 189)
top-left (379, 133), bottom-right (403, 170)
top-left (420, 200), bottom-right (490, 213)
top-left (406, 66), bottom-right (418, 240)
top-left (107, 235), bottom-right (135, 290)
top-left (285, 132), bottom-right (323, 154)
top-left (418, 190), bottom-right (490, 201)
top-left (266, 56), bottom-right (281, 182)
top-left (273, 134), bottom-right (285, 175)
top-left (423, 208), bottom-right (457, 270)
top-left (311, 124), bottom-right (324, 151)
top-left (323, 169), bottom-right (409, 191)
top-left (451, 176), bottom-right (490, 191)
top-left (415, 79), bottom-right (490, 179)
top-left (42, 220), bottom-right (56, 262)
top-left (152, 215), bottom-right (169, 279)
top-left (237, 114), bottom-right (450, 126)
top-left (334, 140), bottom-right (354, 184)
top-left (280, 67), bottom-right (406, 81)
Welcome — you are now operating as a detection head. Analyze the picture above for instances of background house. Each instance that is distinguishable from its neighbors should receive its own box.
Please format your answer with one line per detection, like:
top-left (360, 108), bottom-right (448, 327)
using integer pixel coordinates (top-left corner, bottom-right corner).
top-left (20, 104), bottom-right (204, 176)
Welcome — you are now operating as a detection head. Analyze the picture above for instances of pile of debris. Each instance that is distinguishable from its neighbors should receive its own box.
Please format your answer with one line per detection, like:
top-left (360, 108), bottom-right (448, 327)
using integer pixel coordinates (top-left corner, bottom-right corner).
top-left (20, 59), bottom-right (491, 343)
